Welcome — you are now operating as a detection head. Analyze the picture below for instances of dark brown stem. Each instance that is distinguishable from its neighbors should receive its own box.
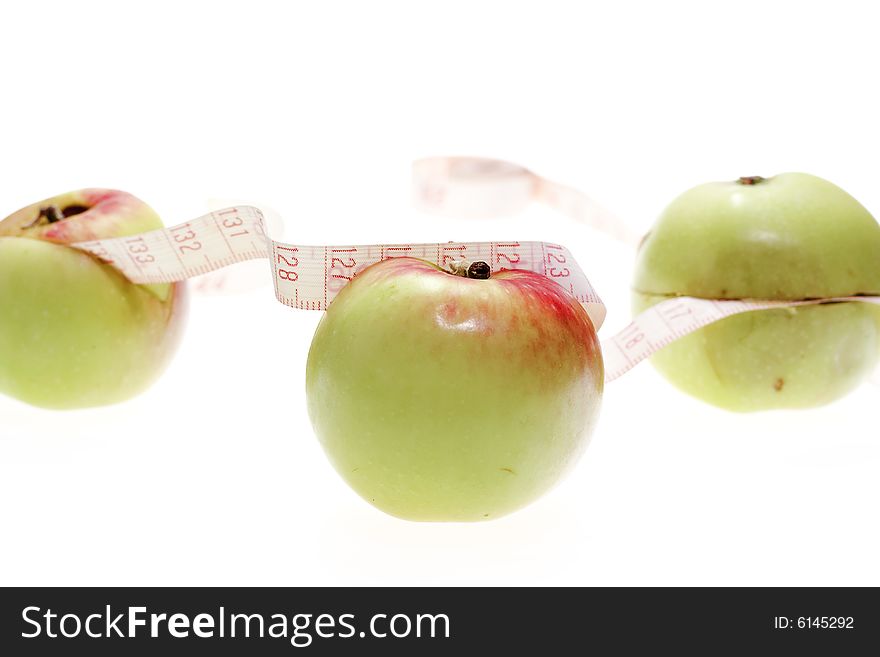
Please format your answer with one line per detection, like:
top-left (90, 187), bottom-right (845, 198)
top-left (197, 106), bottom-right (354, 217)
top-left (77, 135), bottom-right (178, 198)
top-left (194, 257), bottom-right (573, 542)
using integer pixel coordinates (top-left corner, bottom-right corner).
top-left (22, 204), bottom-right (90, 229)
top-left (466, 261), bottom-right (491, 279)
top-left (738, 176), bottom-right (765, 186)
top-left (41, 206), bottom-right (64, 223)
top-left (448, 259), bottom-right (491, 279)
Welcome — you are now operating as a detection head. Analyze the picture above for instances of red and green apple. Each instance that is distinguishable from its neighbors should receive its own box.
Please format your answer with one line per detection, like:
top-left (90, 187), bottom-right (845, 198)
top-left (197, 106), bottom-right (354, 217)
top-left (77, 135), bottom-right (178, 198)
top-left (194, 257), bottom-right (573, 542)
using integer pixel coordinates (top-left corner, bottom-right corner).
top-left (306, 257), bottom-right (603, 521)
top-left (0, 189), bottom-right (186, 409)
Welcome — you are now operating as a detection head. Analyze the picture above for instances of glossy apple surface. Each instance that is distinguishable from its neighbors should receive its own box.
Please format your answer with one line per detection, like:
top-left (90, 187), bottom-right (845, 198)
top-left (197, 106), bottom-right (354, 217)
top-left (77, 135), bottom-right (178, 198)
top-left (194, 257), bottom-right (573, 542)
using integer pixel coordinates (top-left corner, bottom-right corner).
top-left (634, 173), bottom-right (880, 411)
top-left (306, 257), bottom-right (603, 521)
top-left (0, 189), bottom-right (186, 409)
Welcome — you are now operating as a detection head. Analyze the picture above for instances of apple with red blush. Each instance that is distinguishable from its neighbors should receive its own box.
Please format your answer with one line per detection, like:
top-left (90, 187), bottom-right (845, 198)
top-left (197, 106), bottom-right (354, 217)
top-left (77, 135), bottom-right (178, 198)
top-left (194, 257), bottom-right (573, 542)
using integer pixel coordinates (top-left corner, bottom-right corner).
top-left (0, 189), bottom-right (186, 409)
top-left (306, 256), bottom-right (603, 521)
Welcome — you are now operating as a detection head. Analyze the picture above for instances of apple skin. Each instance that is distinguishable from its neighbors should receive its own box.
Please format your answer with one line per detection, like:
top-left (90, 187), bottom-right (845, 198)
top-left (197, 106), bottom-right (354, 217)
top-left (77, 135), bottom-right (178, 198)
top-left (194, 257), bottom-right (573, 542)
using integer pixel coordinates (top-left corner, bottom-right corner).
top-left (306, 257), bottom-right (603, 521)
top-left (633, 173), bottom-right (880, 412)
top-left (0, 189), bottom-right (186, 409)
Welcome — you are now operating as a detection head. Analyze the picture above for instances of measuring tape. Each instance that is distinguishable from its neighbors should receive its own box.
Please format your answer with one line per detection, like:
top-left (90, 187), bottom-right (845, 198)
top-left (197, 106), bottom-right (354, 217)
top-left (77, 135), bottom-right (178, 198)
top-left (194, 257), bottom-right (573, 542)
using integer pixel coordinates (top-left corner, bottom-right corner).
top-left (70, 206), bottom-right (606, 329)
top-left (600, 295), bottom-right (880, 381)
top-left (69, 158), bottom-right (880, 383)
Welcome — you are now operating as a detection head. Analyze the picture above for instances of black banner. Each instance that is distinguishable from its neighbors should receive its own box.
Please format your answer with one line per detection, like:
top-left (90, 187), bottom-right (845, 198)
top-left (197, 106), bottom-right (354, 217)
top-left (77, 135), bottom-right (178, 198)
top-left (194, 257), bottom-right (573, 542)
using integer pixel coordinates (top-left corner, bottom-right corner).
top-left (0, 587), bottom-right (876, 655)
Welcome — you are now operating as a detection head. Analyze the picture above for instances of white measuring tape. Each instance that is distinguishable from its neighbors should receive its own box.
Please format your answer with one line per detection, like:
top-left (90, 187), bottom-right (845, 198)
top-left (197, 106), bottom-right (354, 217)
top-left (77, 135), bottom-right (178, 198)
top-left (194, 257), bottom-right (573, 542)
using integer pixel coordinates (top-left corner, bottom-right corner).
top-left (69, 157), bottom-right (880, 383)
top-left (601, 295), bottom-right (880, 381)
top-left (70, 206), bottom-right (606, 329)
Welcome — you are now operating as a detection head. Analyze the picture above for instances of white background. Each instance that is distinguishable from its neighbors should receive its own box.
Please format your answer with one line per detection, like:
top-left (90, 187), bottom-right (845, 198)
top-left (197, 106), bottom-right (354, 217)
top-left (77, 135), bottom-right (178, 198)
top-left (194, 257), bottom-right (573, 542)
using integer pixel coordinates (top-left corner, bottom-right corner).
top-left (1, 0), bottom-right (878, 586)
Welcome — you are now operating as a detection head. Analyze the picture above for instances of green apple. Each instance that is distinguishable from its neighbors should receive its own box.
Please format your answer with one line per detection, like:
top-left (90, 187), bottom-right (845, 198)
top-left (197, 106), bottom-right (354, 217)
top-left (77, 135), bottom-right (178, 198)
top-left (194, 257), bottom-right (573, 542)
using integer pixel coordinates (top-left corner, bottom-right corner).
top-left (306, 257), bottom-right (603, 521)
top-left (634, 173), bottom-right (880, 411)
top-left (0, 189), bottom-right (186, 409)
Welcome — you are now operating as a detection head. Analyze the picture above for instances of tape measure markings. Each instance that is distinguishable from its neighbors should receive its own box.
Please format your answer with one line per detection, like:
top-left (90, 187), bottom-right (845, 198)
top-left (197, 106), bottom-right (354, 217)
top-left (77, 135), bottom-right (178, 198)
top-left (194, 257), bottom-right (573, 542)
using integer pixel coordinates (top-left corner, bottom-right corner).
top-left (68, 188), bottom-right (880, 384)
top-left (601, 296), bottom-right (880, 381)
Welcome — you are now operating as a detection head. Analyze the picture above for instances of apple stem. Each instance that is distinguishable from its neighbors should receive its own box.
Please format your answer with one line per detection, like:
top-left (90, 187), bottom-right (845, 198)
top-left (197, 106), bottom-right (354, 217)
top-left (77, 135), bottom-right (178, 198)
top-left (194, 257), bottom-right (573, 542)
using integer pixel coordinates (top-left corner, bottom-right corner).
top-left (738, 176), bottom-right (765, 185)
top-left (22, 204), bottom-right (90, 229)
top-left (467, 261), bottom-right (491, 279)
top-left (448, 259), bottom-right (491, 279)
top-left (41, 205), bottom-right (64, 224)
